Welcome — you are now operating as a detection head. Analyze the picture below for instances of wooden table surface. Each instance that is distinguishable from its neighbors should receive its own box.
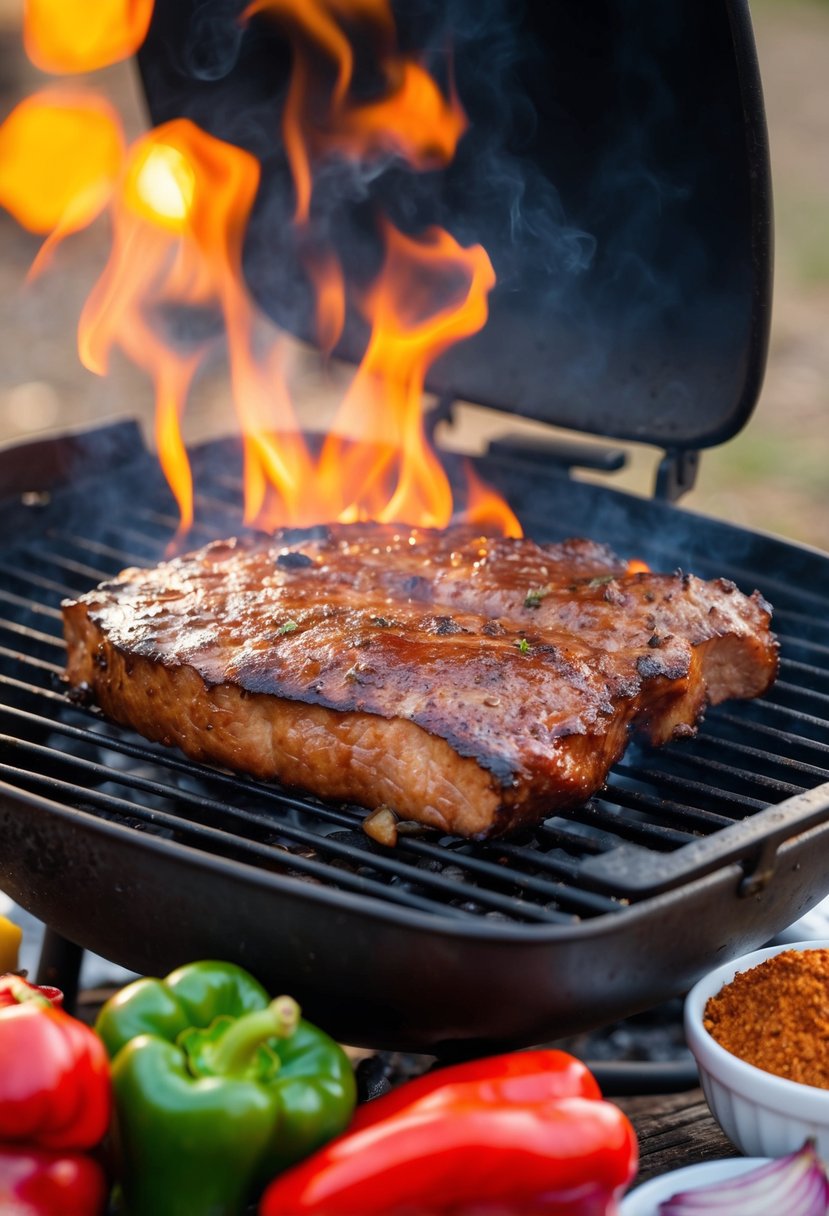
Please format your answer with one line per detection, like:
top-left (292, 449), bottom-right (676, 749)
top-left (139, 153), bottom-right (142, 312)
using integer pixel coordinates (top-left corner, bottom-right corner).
top-left (616, 1088), bottom-right (735, 1186)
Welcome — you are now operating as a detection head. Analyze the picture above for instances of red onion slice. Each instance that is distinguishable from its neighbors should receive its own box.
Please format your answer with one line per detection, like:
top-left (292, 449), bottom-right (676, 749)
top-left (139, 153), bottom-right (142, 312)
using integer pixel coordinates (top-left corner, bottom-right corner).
top-left (658, 1142), bottom-right (829, 1215)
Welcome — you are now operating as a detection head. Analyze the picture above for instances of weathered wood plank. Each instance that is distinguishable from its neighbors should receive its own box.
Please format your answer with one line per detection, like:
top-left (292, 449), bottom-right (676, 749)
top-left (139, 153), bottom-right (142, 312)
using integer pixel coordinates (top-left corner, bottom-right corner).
top-left (617, 1088), bottom-right (736, 1184)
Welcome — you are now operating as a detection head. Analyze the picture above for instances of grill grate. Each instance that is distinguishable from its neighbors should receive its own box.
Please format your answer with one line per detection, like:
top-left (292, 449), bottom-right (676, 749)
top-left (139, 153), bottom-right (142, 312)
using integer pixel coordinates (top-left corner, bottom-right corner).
top-left (1, 435), bottom-right (829, 931)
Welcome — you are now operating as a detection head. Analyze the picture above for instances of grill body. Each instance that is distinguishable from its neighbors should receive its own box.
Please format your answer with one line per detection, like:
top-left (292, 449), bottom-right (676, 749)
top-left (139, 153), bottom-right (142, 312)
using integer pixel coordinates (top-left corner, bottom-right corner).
top-left (1, 425), bottom-right (827, 1050)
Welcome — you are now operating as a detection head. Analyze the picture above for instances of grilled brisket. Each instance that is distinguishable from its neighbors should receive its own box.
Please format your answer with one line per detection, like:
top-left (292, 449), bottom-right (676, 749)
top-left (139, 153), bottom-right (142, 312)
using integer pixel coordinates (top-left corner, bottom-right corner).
top-left (62, 524), bottom-right (778, 839)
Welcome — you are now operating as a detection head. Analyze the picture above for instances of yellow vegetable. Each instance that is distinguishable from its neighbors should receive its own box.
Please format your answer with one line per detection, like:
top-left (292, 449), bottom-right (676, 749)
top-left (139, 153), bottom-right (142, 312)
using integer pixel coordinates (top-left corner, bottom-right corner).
top-left (0, 915), bottom-right (22, 972)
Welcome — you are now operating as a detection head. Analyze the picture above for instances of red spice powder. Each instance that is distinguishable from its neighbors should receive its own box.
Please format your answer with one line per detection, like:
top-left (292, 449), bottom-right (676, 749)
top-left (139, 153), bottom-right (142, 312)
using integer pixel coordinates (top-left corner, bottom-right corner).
top-left (704, 948), bottom-right (829, 1088)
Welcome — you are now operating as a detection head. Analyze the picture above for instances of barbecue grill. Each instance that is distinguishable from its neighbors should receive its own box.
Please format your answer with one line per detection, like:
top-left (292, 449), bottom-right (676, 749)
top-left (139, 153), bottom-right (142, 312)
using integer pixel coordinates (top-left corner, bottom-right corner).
top-left (2, 0), bottom-right (829, 1054)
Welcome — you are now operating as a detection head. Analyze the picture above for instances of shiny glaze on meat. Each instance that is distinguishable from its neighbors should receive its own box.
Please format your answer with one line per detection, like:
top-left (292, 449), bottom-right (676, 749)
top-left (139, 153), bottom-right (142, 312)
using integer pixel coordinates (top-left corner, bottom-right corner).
top-left (62, 524), bottom-right (778, 839)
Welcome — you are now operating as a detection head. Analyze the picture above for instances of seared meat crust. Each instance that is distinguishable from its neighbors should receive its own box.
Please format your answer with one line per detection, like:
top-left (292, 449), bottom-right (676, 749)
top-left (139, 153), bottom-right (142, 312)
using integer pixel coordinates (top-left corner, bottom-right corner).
top-left (62, 524), bottom-right (778, 839)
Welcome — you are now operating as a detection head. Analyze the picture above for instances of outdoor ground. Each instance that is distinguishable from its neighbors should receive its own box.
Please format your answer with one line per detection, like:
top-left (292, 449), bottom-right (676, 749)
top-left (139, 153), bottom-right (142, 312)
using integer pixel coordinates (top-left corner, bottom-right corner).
top-left (0, 0), bottom-right (826, 549)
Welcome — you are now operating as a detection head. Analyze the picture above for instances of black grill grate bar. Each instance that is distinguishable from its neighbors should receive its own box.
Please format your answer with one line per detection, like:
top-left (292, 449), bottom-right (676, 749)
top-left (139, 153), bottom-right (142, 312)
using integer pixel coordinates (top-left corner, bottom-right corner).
top-left (0, 562), bottom-right (78, 601)
top-left (1, 659), bottom-right (825, 818)
top-left (0, 647), bottom-right (62, 677)
top-left (772, 606), bottom-right (829, 633)
top-left (2, 567), bottom-right (92, 607)
top-left (742, 699), bottom-right (829, 732)
top-left (51, 519), bottom-right (176, 559)
top-left (26, 550), bottom-right (117, 584)
top-left (131, 506), bottom-right (227, 546)
top-left (0, 698), bottom-right (616, 917)
top-left (0, 695), bottom-right (593, 914)
top-left (0, 676), bottom-right (715, 913)
top-left (111, 491), bottom-right (254, 548)
top-left (484, 830), bottom-right (678, 906)
top-left (0, 672), bottom-right (68, 704)
top-left (0, 740), bottom-right (575, 924)
top-left (31, 547), bottom-right (137, 583)
top-left (687, 732), bottom-right (829, 783)
top-left (0, 763), bottom-right (483, 922)
top-left (598, 781), bottom-right (733, 830)
top-left (631, 747), bottom-right (813, 799)
top-left (0, 590), bottom-right (62, 622)
top-left (0, 690), bottom-right (607, 914)
top-left (459, 846), bottom-right (619, 914)
top-left (45, 531), bottom-right (159, 570)
top-left (774, 633), bottom-right (829, 663)
top-left (710, 709), bottom-right (829, 760)
top-left (568, 800), bottom-right (694, 848)
top-left (614, 761), bottom-right (768, 812)
top-left (396, 836), bottom-right (620, 916)
top-left (0, 619), bottom-right (63, 650)
top-left (490, 834), bottom-right (600, 871)
top-left (780, 657), bottom-right (829, 688)
top-left (772, 680), bottom-right (829, 714)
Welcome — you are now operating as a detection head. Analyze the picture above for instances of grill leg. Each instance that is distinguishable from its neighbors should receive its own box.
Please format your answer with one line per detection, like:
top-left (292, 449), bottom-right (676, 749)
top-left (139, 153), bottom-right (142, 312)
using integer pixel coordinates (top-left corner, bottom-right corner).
top-left (35, 929), bottom-right (83, 1015)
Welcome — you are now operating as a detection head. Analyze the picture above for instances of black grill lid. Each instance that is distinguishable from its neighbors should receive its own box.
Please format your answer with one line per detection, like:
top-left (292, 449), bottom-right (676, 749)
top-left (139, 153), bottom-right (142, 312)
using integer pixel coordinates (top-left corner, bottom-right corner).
top-left (137, 0), bottom-right (771, 452)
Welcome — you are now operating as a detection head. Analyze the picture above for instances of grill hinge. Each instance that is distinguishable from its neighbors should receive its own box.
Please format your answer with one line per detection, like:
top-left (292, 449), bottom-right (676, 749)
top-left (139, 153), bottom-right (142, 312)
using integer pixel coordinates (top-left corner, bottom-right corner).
top-left (654, 448), bottom-right (700, 502)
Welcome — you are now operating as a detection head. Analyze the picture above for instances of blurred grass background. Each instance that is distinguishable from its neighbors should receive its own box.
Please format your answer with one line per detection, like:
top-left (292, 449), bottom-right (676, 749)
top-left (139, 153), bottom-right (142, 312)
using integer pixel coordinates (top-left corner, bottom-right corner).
top-left (0, 0), bottom-right (826, 549)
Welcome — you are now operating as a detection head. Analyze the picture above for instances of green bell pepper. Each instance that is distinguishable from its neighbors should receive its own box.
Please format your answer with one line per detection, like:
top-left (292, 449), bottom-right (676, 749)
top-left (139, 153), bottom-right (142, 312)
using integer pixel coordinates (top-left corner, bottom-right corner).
top-left (95, 960), bottom-right (356, 1216)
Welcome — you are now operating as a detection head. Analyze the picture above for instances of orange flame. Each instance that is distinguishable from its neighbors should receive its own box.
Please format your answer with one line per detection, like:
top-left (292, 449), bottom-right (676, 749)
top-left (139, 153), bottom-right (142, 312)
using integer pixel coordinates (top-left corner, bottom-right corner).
top-left (8, 0), bottom-right (521, 540)
top-left (78, 121), bottom-right (267, 532)
top-left (235, 0), bottom-right (515, 534)
top-left (320, 60), bottom-right (467, 172)
top-left (0, 91), bottom-right (123, 276)
top-left (461, 461), bottom-right (522, 539)
top-left (626, 558), bottom-right (651, 575)
top-left (316, 222), bottom-right (495, 528)
top-left (245, 0), bottom-right (465, 224)
top-left (240, 223), bottom-right (499, 532)
top-left (24, 0), bottom-right (154, 74)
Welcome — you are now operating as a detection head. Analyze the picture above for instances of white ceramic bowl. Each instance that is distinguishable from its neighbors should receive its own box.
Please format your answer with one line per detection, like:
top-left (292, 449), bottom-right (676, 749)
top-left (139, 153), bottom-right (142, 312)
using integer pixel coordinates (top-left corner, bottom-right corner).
top-left (620, 1158), bottom-right (769, 1216)
top-left (685, 939), bottom-right (829, 1158)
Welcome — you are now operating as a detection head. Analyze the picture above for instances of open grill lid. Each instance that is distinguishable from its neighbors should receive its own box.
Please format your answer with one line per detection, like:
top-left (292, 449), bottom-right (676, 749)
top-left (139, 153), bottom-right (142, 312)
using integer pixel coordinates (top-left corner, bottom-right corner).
top-left (137, 0), bottom-right (772, 453)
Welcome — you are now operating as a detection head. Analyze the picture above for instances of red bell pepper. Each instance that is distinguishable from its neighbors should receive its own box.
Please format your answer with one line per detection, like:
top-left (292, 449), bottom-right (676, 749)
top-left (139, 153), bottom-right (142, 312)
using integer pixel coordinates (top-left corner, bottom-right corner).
top-left (0, 973), bottom-right (63, 1009)
top-left (349, 1048), bottom-right (602, 1130)
top-left (259, 1051), bottom-right (637, 1216)
top-left (0, 1145), bottom-right (107, 1215)
top-left (0, 1002), bottom-right (111, 1150)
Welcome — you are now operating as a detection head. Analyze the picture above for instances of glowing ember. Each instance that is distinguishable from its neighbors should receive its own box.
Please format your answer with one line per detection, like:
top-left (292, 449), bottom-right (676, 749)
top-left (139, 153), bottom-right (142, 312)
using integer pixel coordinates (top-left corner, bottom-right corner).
top-left (0, 91), bottom-right (123, 276)
top-left (626, 559), bottom-right (651, 575)
top-left (24, 0), bottom-right (154, 74)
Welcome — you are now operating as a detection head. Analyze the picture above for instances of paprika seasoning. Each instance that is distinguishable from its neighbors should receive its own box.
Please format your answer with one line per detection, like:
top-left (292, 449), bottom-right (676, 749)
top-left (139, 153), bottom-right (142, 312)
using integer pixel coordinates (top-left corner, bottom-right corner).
top-left (704, 947), bottom-right (829, 1088)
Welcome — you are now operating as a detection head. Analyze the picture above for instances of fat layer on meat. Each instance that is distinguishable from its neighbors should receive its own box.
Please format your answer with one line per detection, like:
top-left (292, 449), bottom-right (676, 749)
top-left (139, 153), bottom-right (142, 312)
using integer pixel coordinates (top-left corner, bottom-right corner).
top-left (62, 524), bottom-right (779, 839)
